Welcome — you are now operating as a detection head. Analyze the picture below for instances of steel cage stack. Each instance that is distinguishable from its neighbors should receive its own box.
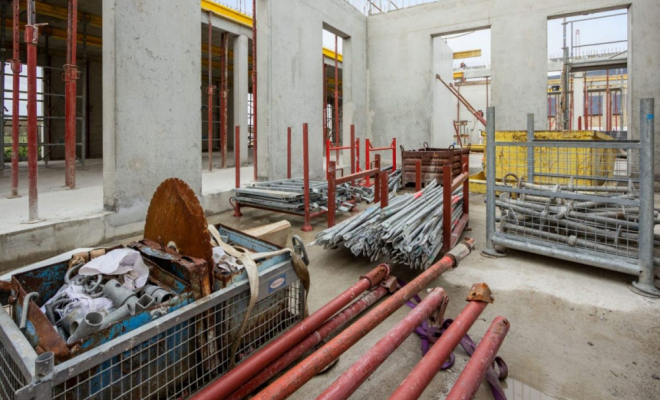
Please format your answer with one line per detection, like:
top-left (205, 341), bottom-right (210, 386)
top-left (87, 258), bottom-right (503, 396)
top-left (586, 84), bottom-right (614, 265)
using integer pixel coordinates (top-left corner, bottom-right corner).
top-left (485, 101), bottom-right (659, 296)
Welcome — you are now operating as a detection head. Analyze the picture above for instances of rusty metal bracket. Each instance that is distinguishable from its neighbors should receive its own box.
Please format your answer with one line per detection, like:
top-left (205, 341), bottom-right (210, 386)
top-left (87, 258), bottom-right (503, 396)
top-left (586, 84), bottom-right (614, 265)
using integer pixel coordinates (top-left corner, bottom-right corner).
top-left (380, 276), bottom-right (399, 293)
top-left (62, 64), bottom-right (80, 82)
top-left (428, 291), bottom-right (449, 329)
top-left (8, 58), bottom-right (21, 73)
top-left (466, 283), bottom-right (494, 303)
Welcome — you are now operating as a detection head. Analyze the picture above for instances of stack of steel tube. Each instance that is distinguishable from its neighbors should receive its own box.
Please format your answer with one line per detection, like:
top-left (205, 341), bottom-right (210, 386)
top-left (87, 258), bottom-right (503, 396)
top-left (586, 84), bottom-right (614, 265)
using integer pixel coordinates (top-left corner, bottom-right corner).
top-left (352, 168), bottom-right (403, 203)
top-left (311, 180), bottom-right (465, 269)
top-left (233, 178), bottom-right (354, 214)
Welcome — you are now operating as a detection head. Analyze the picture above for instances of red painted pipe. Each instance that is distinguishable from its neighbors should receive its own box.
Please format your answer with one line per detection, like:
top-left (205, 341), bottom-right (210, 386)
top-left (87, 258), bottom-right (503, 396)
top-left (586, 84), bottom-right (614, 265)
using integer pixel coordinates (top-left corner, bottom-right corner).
top-left (64, 0), bottom-right (78, 189)
top-left (415, 159), bottom-right (422, 191)
top-left (374, 154), bottom-right (381, 204)
top-left (316, 288), bottom-right (448, 400)
top-left (287, 127), bottom-right (292, 179)
top-left (388, 290), bottom-right (492, 400)
top-left (462, 155), bottom-right (469, 216)
top-left (234, 126), bottom-right (240, 189)
top-left (26, 2), bottom-right (38, 221)
top-left (9, 0), bottom-right (20, 198)
top-left (380, 170), bottom-right (389, 209)
top-left (226, 281), bottom-right (397, 400)
top-left (446, 316), bottom-right (510, 400)
top-left (190, 264), bottom-right (390, 400)
top-left (207, 12), bottom-right (214, 172)
top-left (350, 125), bottom-right (355, 176)
top-left (327, 161), bottom-right (336, 228)
top-left (392, 138), bottom-right (397, 170)
top-left (221, 33), bottom-right (229, 169)
top-left (252, 0), bottom-right (258, 180)
top-left (250, 239), bottom-right (476, 400)
top-left (302, 123), bottom-right (313, 232)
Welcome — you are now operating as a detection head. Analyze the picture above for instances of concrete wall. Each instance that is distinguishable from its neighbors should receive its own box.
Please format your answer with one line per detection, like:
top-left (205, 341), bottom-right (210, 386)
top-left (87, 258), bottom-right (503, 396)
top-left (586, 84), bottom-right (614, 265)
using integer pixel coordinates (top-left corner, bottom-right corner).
top-left (367, 0), bottom-right (660, 172)
top-left (432, 38), bottom-right (455, 148)
top-left (103, 0), bottom-right (201, 219)
top-left (257, 0), bottom-right (368, 180)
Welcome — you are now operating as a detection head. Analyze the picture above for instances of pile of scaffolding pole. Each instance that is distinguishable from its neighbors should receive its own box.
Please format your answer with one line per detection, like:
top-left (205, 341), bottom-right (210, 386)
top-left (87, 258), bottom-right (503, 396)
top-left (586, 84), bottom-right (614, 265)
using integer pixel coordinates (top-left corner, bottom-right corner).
top-left (233, 178), bottom-right (354, 214)
top-left (311, 180), bottom-right (465, 269)
top-left (351, 168), bottom-right (403, 203)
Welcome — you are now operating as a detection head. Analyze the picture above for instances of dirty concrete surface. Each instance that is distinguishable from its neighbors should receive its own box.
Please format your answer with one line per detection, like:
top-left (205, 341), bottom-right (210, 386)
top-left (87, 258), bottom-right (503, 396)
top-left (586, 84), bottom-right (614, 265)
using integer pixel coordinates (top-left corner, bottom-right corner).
top-left (104, 192), bottom-right (660, 400)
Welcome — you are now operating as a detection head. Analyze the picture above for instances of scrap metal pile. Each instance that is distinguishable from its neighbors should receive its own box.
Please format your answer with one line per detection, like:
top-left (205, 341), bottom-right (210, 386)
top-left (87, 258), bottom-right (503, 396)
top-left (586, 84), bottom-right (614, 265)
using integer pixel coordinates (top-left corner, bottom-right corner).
top-left (233, 179), bottom-right (355, 213)
top-left (311, 180), bottom-right (465, 269)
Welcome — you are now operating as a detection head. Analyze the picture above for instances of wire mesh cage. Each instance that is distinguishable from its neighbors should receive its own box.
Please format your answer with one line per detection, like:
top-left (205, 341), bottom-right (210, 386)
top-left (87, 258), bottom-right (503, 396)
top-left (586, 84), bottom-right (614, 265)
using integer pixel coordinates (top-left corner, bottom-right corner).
top-left (0, 230), bottom-right (306, 400)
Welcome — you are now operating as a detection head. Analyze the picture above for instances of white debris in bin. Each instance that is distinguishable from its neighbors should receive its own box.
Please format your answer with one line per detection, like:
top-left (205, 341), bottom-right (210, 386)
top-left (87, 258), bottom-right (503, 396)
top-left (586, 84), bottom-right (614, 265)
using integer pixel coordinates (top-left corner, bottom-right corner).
top-left (79, 249), bottom-right (149, 290)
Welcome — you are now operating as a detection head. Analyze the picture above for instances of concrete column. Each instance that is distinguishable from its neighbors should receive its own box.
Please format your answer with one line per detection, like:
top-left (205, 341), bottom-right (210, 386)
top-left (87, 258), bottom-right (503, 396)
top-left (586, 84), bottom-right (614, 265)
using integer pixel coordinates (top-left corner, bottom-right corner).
top-left (103, 0), bottom-right (201, 214)
top-left (572, 75), bottom-right (584, 130)
top-left (233, 34), bottom-right (249, 166)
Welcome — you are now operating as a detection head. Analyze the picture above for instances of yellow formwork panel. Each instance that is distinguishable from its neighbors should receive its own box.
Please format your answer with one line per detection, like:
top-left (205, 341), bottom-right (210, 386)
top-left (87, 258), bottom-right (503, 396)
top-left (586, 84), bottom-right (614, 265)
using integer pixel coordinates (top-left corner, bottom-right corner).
top-left (484, 131), bottom-right (616, 187)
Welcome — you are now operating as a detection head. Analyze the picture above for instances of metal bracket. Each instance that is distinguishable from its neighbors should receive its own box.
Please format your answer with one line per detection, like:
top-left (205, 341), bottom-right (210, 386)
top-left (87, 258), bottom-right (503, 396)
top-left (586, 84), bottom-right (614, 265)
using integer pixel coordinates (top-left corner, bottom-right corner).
top-left (466, 283), bottom-right (494, 303)
top-left (291, 235), bottom-right (309, 266)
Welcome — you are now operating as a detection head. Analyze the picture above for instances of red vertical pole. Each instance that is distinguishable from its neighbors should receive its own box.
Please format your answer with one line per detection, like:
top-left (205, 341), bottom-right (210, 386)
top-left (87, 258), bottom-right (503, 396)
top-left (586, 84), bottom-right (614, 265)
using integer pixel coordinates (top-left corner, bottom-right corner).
top-left (380, 170), bottom-right (388, 209)
top-left (333, 35), bottom-right (340, 165)
top-left (327, 161), bottom-right (336, 228)
top-left (392, 138), bottom-right (397, 170)
top-left (26, 1), bottom-right (38, 220)
top-left (302, 124), bottom-right (313, 232)
top-left (374, 154), bottom-right (380, 204)
top-left (222, 33), bottom-right (229, 168)
top-left (64, 0), bottom-right (78, 188)
top-left (442, 164), bottom-right (451, 252)
top-left (578, 116), bottom-right (582, 130)
top-left (350, 125), bottom-right (355, 175)
top-left (606, 69), bottom-right (610, 131)
top-left (235, 126), bottom-right (240, 189)
top-left (207, 13), bottom-right (214, 172)
top-left (325, 139), bottom-right (331, 180)
top-left (365, 139), bottom-right (371, 186)
top-left (462, 155), bottom-right (469, 216)
top-left (9, 0), bottom-right (20, 198)
top-left (415, 159), bottom-right (422, 191)
top-left (445, 317), bottom-right (510, 400)
top-left (355, 138), bottom-right (360, 172)
top-left (323, 59), bottom-right (327, 150)
top-left (287, 127), bottom-right (292, 179)
top-left (252, 0), bottom-right (258, 180)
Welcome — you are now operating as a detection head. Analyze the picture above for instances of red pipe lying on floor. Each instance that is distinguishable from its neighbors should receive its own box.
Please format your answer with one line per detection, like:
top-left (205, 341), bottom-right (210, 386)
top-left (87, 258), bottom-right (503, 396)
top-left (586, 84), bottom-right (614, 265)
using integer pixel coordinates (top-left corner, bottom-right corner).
top-left (388, 283), bottom-right (494, 400)
top-left (226, 278), bottom-right (398, 400)
top-left (446, 316), bottom-right (510, 400)
top-left (249, 239), bottom-right (476, 400)
top-left (190, 264), bottom-right (390, 400)
top-left (316, 288), bottom-right (449, 400)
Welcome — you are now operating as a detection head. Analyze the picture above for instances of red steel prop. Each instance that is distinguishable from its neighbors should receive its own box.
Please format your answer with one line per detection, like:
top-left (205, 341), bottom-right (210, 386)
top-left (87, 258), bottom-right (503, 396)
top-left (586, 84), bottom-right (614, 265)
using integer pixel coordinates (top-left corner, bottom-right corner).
top-left (287, 127), bottom-right (292, 179)
top-left (388, 283), bottom-right (494, 400)
top-left (225, 278), bottom-right (398, 400)
top-left (207, 12), bottom-right (215, 172)
top-left (365, 138), bottom-right (396, 186)
top-left (316, 288), bottom-right (449, 400)
top-left (64, 0), bottom-right (78, 189)
top-left (250, 239), bottom-right (476, 400)
top-left (221, 33), bottom-right (229, 168)
top-left (302, 123), bottom-right (313, 232)
top-left (9, 0), bottom-right (20, 198)
top-left (190, 264), bottom-right (390, 400)
top-left (380, 170), bottom-right (389, 208)
top-left (26, 1), bottom-right (39, 221)
top-left (446, 316), bottom-right (510, 400)
top-left (333, 35), bottom-right (340, 164)
top-left (252, 0), bottom-right (258, 180)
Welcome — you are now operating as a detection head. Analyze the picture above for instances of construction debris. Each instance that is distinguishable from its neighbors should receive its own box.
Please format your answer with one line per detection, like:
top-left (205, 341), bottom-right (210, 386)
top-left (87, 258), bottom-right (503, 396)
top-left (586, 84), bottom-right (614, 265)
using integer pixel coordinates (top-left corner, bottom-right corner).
top-left (311, 180), bottom-right (465, 269)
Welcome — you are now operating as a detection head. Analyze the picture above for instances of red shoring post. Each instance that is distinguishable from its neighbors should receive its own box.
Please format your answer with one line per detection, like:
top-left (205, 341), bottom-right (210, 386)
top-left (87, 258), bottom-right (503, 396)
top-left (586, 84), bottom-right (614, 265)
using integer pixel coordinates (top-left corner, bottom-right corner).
top-left (365, 138), bottom-right (371, 186)
top-left (249, 240), bottom-right (477, 400)
top-left (355, 137), bottom-right (361, 172)
top-left (26, 1), bottom-right (39, 221)
top-left (380, 170), bottom-right (389, 209)
top-left (415, 159), bottom-right (422, 192)
top-left (442, 164), bottom-right (452, 252)
top-left (578, 116), bottom-right (582, 130)
top-left (388, 283), bottom-right (494, 400)
top-left (302, 123), bottom-right (313, 232)
top-left (392, 137), bottom-right (397, 170)
top-left (207, 12), bottom-right (214, 172)
top-left (225, 281), bottom-right (398, 400)
top-left (287, 127), bottom-right (292, 179)
top-left (222, 33), bottom-right (229, 168)
top-left (462, 154), bottom-right (469, 217)
top-left (252, 0), bottom-right (258, 180)
top-left (316, 288), bottom-right (449, 400)
top-left (327, 160), bottom-right (337, 228)
top-left (190, 264), bottom-right (391, 400)
top-left (374, 154), bottom-right (381, 204)
top-left (64, 0), bottom-right (78, 189)
top-left (325, 139), bottom-right (331, 180)
top-left (323, 60), bottom-right (327, 150)
top-left (350, 125), bottom-right (356, 176)
top-left (9, 0), bottom-right (20, 198)
top-left (445, 316), bottom-right (510, 400)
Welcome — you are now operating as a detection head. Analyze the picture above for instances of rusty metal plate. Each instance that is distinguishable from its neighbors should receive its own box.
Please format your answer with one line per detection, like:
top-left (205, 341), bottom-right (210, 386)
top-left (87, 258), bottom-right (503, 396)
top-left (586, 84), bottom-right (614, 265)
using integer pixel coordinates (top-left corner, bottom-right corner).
top-left (466, 283), bottom-right (494, 303)
top-left (144, 178), bottom-right (214, 275)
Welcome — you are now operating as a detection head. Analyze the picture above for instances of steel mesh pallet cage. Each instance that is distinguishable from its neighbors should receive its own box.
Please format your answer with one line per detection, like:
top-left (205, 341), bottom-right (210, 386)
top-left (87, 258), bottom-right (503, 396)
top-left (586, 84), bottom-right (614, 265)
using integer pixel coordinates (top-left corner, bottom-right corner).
top-left (483, 100), bottom-right (659, 296)
top-left (0, 229), bottom-right (306, 400)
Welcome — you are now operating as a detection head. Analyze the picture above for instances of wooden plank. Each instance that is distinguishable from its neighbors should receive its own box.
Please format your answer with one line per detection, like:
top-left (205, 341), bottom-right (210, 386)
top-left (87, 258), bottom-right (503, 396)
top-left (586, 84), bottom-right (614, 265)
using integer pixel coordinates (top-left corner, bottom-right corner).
top-left (243, 220), bottom-right (291, 248)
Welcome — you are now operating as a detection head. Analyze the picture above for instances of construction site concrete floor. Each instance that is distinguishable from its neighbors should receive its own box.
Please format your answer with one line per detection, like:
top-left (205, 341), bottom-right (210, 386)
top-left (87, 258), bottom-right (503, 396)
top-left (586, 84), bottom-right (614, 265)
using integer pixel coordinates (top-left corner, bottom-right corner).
top-left (193, 193), bottom-right (660, 400)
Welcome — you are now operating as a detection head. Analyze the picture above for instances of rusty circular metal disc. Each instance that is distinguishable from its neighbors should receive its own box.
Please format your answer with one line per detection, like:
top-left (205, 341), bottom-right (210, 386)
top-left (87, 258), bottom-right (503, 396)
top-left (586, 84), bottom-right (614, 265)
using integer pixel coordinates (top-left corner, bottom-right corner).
top-left (144, 178), bottom-right (213, 268)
